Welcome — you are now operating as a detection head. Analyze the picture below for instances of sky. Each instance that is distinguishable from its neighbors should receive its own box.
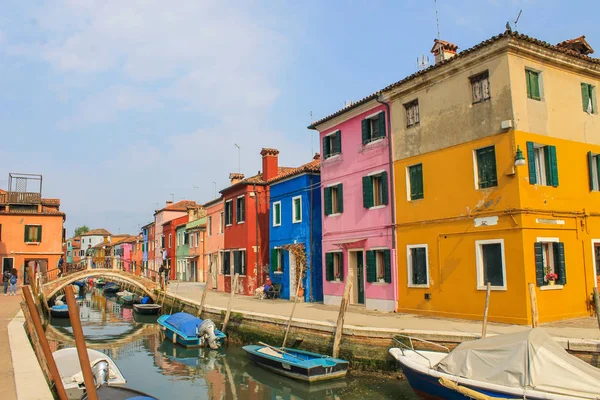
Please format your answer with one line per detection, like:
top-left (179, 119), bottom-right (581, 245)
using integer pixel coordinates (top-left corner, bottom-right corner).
top-left (0, 0), bottom-right (598, 237)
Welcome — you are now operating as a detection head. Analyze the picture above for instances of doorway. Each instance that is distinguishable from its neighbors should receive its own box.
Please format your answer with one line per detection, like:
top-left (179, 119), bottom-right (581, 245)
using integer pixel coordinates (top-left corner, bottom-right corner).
top-left (594, 242), bottom-right (600, 288)
top-left (349, 250), bottom-right (365, 305)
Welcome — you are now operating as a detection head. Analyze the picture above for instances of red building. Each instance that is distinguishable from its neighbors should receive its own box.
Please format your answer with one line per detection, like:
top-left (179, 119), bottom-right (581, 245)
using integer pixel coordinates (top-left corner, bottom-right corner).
top-left (163, 215), bottom-right (188, 280)
top-left (221, 148), bottom-right (291, 295)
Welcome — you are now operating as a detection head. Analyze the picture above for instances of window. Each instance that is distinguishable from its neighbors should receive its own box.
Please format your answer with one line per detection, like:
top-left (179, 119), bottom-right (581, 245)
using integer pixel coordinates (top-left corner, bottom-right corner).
top-left (325, 252), bottom-right (343, 281)
top-left (208, 216), bottom-right (212, 237)
top-left (24, 225), bottom-right (42, 243)
top-left (476, 240), bottom-right (506, 289)
top-left (582, 83), bottom-right (596, 114)
top-left (361, 112), bottom-right (386, 144)
top-left (67, 251), bottom-right (71, 256)
top-left (407, 164), bottom-right (424, 200)
top-left (292, 196), bottom-right (302, 223)
top-left (233, 250), bottom-right (246, 275)
top-left (225, 200), bottom-right (233, 226)
top-left (324, 184), bottom-right (344, 215)
top-left (220, 212), bottom-right (224, 233)
top-left (526, 142), bottom-right (558, 187)
top-left (161, 236), bottom-right (165, 248)
top-left (407, 245), bottom-right (428, 287)
top-left (534, 239), bottom-right (566, 287)
top-left (323, 130), bottom-right (342, 159)
top-left (222, 251), bottom-right (231, 275)
top-left (168, 234), bottom-right (172, 248)
top-left (475, 146), bottom-right (498, 189)
top-left (236, 196), bottom-right (245, 223)
top-left (273, 201), bottom-right (281, 226)
top-left (526, 69), bottom-right (541, 100)
top-left (362, 172), bottom-right (388, 208)
top-left (366, 249), bottom-right (391, 283)
top-left (271, 248), bottom-right (284, 273)
top-left (184, 232), bottom-right (189, 246)
top-left (404, 100), bottom-right (420, 127)
top-left (470, 71), bottom-right (490, 103)
top-left (588, 152), bottom-right (600, 191)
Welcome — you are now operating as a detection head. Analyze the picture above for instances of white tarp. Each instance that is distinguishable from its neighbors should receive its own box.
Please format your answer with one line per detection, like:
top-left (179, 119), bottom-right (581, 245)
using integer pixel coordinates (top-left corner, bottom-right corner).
top-left (436, 328), bottom-right (600, 398)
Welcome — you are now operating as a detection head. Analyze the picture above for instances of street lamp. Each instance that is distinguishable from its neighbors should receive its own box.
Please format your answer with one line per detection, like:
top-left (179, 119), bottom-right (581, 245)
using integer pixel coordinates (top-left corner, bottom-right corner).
top-left (514, 146), bottom-right (526, 167)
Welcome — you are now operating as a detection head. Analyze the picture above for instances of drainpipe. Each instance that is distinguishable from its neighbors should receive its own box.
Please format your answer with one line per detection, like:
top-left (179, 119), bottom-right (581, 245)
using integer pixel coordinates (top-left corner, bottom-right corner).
top-left (376, 94), bottom-right (398, 312)
top-left (309, 173), bottom-right (314, 302)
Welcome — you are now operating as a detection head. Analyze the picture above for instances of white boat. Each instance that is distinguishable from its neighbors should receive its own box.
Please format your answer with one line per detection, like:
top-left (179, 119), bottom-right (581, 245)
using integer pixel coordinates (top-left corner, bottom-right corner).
top-left (53, 348), bottom-right (127, 400)
top-left (389, 328), bottom-right (600, 400)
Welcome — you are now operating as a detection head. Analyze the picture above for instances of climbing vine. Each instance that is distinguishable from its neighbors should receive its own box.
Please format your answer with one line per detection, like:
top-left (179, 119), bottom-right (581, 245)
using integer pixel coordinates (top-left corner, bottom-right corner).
top-left (281, 243), bottom-right (307, 288)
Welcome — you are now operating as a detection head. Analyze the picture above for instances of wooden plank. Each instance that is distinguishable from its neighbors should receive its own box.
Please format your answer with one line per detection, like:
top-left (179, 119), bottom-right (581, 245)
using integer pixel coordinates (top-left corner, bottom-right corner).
top-left (282, 262), bottom-right (304, 348)
top-left (594, 288), bottom-right (600, 331)
top-left (528, 283), bottom-right (538, 328)
top-left (332, 265), bottom-right (353, 358)
top-left (481, 282), bottom-right (491, 338)
top-left (221, 274), bottom-right (239, 334)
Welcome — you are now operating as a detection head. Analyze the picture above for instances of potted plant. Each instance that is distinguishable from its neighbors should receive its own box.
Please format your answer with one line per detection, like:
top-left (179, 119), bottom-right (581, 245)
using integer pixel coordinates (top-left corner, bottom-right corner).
top-left (546, 272), bottom-right (558, 286)
top-left (377, 275), bottom-right (385, 283)
top-left (334, 272), bottom-right (341, 282)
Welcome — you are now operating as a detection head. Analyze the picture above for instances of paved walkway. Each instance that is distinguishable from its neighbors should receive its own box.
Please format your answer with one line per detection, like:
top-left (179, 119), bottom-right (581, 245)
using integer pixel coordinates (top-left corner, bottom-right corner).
top-left (0, 290), bottom-right (22, 400)
top-left (168, 282), bottom-right (600, 341)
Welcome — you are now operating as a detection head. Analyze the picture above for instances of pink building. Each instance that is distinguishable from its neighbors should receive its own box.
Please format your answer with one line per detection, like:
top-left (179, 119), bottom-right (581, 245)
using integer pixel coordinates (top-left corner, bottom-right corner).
top-left (310, 99), bottom-right (397, 312)
top-left (153, 200), bottom-right (197, 274)
top-left (203, 197), bottom-right (224, 291)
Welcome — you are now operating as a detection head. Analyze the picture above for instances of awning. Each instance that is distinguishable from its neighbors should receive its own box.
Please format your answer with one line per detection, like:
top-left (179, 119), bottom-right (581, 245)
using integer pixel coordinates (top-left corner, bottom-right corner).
top-left (333, 238), bottom-right (367, 249)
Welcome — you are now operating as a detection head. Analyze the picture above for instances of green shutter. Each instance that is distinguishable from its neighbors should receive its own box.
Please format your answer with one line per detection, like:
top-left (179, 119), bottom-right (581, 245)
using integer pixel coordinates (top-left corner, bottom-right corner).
top-left (582, 83), bottom-right (591, 112)
top-left (234, 251), bottom-right (240, 274)
top-left (378, 112), bottom-right (386, 138)
top-left (554, 242), bottom-right (566, 285)
top-left (476, 146), bottom-right (497, 188)
top-left (323, 136), bottom-right (329, 158)
top-left (597, 156), bottom-right (600, 191)
top-left (294, 198), bottom-right (301, 221)
top-left (337, 184), bottom-right (344, 213)
top-left (527, 70), bottom-right (540, 100)
top-left (271, 249), bottom-right (278, 272)
top-left (24, 226), bottom-right (28, 242)
top-left (362, 176), bottom-right (373, 208)
top-left (383, 249), bottom-right (391, 283)
top-left (37, 226), bottom-right (42, 242)
top-left (366, 250), bottom-right (376, 282)
top-left (409, 164), bottom-right (423, 200)
top-left (338, 253), bottom-right (344, 281)
top-left (275, 203), bottom-right (281, 224)
top-left (413, 248), bottom-right (427, 285)
top-left (325, 253), bottom-right (334, 281)
top-left (381, 171), bottom-right (389, 205)
top-left (588, 152), bottom-right (596, 191)
top-left (534, 242), bottom-right (544, 287)
top-left (324, 187), bottom-right (332, 216)
top-left (361, 119), bottom-right (369, 144)
top-left (334, 131), bottom-right (342, 154)
top-left (545, 145), bottom-right (559, 187)
top-left (527, 142), bottom-right (537, 184)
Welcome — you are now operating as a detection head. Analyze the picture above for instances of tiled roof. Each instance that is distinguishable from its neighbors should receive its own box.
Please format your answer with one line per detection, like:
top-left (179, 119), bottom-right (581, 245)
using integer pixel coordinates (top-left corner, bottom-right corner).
top-left (309, 30), bottom-right (600, 129)
top-left (41, 198), bottom-right (60, 206)
top-left (268, 154), bottom-right (320, 184)
top-left (156, 200), bottom-right (198, 214)
top-left (220, 167), bottom-right (296, 193)
top-left (0, 207), bottom-right (66, 216)
top-left (203, 197), bottom-right (223, 207)
top-left (81, 228), bottom-right (112, 236)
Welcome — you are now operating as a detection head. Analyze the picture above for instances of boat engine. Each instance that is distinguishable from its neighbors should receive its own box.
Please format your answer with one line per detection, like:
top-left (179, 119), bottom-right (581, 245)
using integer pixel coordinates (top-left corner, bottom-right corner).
top-left (197, 319), bottom-right (220, 349)
top-left (91, 360), bottom-right (109, 385)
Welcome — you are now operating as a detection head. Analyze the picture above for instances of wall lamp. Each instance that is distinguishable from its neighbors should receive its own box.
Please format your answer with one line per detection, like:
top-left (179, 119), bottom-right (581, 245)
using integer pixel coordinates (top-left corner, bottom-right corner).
top-left (514, 145), bottom-right (526, 167)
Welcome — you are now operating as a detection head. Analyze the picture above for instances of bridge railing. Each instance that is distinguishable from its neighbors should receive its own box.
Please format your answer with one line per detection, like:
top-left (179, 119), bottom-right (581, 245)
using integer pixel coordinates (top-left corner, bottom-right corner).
top-left (41, 262), bottom-right (87, 284)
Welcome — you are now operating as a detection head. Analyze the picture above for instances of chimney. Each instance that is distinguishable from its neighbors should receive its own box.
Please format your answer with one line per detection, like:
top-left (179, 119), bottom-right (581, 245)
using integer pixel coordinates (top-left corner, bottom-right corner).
top-left (556, 36), bottom-right (594, 55)
top-left (261, 148), bottom-right (280, 181)
top-left (313, 153), bottom-right (320, 160)
top-left (229, 172), bottom-right (245, 185)
top-left (431, 39), bottom-right (458, 64)
top-left (166, 200), bottom-right (173, 206)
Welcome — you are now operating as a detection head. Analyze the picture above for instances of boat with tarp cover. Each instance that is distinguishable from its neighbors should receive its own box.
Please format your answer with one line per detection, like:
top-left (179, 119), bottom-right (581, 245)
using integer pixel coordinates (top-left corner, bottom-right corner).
top-left (389, 328), bottom-right (600, 399)
top-left (157, 312), bottom-right (226, 349)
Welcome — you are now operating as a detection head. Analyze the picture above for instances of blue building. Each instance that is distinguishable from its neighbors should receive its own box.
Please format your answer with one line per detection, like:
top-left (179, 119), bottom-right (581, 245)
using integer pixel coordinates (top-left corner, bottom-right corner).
top-left (141, 222), bottom-right (152, 274)
top-left (269, 154), bottom-right (322, 302)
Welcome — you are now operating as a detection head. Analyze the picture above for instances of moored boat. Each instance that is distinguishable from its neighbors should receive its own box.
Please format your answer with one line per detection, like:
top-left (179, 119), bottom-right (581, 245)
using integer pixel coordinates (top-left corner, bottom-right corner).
top-left (133, 304), bottom-right (161, 315)
top-left (103, 283), bottom-right (120, 293)
top-left (242, 344), bottom-right (349, 383)
top-left (157, 312), bottom-right (226, 349)
top-left (51, 304), bottom-right (70, 318)
top-left (80, 385), bottom-right (158, 400)
top-left (389, 328), bottom-right (600, 399)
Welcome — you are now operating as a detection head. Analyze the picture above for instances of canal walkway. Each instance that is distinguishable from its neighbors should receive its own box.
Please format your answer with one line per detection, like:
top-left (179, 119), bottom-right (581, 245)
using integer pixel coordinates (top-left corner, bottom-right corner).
top-left (0, 293), bottom-right (20, 400)
top-left (168, 282), bottom-right (600, 342)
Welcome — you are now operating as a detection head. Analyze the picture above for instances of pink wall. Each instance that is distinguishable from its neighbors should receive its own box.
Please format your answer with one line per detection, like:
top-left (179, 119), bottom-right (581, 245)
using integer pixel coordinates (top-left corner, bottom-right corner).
top-left (204, 200), bottom-right (224, 291)
top-left (123, 243), bottom-right (132, 272)
top-left (319, 102), bottom-right (396, 310)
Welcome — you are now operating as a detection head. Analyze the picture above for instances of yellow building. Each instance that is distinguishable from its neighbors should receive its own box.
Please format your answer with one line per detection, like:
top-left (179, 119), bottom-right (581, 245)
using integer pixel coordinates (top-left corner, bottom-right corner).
top-left (381, 31), bottom-right (600, 324)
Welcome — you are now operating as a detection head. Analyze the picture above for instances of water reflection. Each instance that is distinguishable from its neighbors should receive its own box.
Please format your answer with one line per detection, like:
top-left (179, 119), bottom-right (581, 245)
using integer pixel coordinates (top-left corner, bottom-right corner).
top-left (47, 288), bottom-right (418, 400)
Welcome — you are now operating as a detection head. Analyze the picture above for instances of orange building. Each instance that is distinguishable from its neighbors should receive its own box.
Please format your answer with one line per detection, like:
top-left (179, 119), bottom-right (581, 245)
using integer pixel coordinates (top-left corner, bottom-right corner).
top-left (0, 174), bottom-right (66, 283)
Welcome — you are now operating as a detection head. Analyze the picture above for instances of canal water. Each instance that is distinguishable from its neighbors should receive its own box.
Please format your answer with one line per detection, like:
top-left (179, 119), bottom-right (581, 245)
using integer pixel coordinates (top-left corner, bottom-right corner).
top-left (47, 289), bottom-right (419, 400)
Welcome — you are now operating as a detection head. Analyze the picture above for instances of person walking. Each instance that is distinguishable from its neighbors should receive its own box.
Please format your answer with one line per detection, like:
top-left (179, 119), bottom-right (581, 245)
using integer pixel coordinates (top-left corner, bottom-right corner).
top-left (8, 268), bottom-right (18, 296)
top-left (2, 269), bottom-right (10, 296)
top-left (57, 255), bottom-right (64, 277)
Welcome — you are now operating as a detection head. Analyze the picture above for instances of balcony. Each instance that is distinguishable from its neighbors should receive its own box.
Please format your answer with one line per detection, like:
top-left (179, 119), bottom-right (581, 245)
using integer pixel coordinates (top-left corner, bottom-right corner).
top-left (7, 191), bottom-right (41, 204)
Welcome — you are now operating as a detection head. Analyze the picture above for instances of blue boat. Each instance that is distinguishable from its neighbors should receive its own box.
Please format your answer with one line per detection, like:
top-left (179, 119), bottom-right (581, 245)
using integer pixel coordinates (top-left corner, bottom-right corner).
top-left (242, 344), bottom-right (349, 383)
top-left (51, 304), bottom-right (69, 318)
top-left (157, 312), bottom-right (226, 349)
top-left (72, 280), bottom-right (87, 288)
top-left (389, 329), bottom-right (600, 399)
top-left (103, 283), bottom-right (121, 293)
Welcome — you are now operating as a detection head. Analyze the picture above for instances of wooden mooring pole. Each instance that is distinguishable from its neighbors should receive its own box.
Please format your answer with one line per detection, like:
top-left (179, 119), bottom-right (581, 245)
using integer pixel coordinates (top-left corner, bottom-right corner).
top-left (481, 282), bottom-right (491, 338)
top-left (64, 285), bottom-right (98, 400)
top-left (282, 263), bottom-right (304, 348)
top-left (221, 273), bottom-right (239, 334)
top-left (593, 288), bottom-right (600, 331)
top-left (197, 270), bottom-right (212, 318)
top-left (332, 267), bottom-right (353, 359)
top-left (528, 283), bottom-right (539, 328)
top-left (23, 286), bottom-right (69, 400)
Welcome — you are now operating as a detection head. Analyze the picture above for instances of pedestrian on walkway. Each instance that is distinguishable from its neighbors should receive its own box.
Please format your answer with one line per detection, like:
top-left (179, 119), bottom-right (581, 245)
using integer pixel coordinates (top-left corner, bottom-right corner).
top-left (2, 269), bottom-right (10, 295)
top-left (8, 268), bottom-right (18, 296)
top-left (57, 255), bottom-right (64, 277)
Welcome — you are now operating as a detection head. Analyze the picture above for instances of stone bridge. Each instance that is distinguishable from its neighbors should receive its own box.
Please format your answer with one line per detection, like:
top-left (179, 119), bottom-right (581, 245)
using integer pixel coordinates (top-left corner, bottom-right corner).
top-left (42, 268), bottom-right (160, 300)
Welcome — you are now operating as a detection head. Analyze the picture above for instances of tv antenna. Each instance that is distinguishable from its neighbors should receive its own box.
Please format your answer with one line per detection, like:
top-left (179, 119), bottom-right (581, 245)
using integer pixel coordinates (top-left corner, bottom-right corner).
top-left (514, 9), bottom-right (522, 31)
top-left (416, 54), bottom-right (430, 71)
